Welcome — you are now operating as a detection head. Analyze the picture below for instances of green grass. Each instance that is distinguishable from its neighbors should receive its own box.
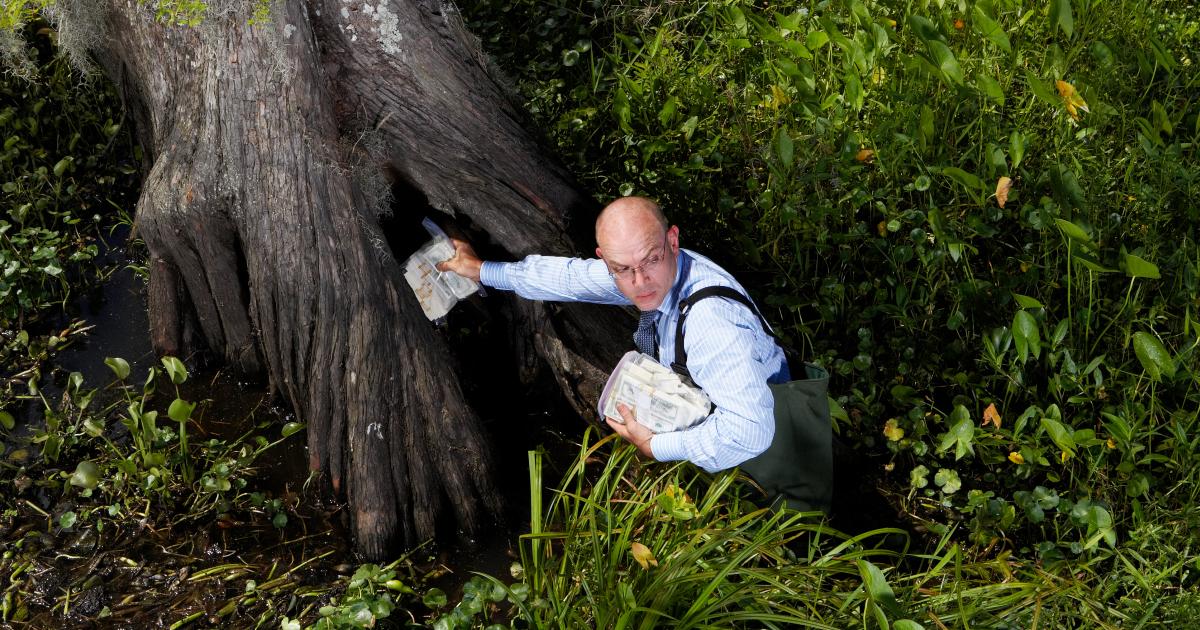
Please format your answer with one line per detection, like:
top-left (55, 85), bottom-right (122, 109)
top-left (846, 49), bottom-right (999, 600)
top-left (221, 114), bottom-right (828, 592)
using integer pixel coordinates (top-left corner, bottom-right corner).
top-left (452, 0), bottom-right (1200, 626)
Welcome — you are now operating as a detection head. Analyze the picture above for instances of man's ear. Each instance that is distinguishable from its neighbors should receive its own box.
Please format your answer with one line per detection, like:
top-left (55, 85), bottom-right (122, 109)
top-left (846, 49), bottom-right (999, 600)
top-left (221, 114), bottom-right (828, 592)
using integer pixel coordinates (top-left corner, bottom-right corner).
top-left (667, 225), bottom-right (680, 252)
top-left (595, 247), bottom-right (604, 259)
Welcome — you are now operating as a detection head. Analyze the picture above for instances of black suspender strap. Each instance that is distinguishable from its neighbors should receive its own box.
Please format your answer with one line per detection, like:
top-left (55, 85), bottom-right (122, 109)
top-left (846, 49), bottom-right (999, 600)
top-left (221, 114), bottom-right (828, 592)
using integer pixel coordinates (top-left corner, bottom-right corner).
top-left (670, 286), bottom-right (776, 379)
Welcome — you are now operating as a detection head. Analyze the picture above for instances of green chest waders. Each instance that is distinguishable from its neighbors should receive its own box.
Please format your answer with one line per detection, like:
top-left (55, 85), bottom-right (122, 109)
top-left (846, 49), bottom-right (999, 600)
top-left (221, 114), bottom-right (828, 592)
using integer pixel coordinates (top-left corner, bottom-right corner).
top-left (671, 287), bottom-right (833, 514)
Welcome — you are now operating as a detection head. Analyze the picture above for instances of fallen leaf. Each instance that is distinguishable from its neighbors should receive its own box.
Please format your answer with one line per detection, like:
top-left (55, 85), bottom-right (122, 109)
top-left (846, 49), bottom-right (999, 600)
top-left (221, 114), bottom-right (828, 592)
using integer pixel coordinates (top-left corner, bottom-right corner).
top-left (995, 176), bottom-right (1013, 208)
top-left (1008, 451), bottom-right (1025, 464)
top-left (855, 148), bottom-right (876, 163)
top-left (954, 18), bottom-right (965, 29)
top-left (630, 542), bottom-right (658, 569)
top-left (877, 220), bottom-right (888, 237)
top-left (1055, 80), bottom-right (1090, 121)
top-left (982, 403), bottom-right (1002, 428)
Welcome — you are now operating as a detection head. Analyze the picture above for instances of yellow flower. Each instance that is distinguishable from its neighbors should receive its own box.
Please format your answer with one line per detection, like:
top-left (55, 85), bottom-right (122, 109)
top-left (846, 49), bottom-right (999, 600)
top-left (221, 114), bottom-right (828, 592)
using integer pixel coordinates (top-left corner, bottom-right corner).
top-left (1008, 451), bottom-right (1025, 465)
top-left (883, 418), bottom-right (905, 442)
top-left (1055, 80), bottom-right (1090, 121)
top-left (1106, 437), bottom-right (1117, 449)
top-left (1060, 450), bottom-right (1071, 463)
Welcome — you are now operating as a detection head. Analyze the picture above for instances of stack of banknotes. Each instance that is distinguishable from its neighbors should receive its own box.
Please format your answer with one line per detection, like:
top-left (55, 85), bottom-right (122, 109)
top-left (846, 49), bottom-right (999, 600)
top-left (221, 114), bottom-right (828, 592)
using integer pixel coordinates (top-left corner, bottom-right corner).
top-left (403, 218), bottom-right (481, 321)
top-left (598, 351), bottom-right (712, 433)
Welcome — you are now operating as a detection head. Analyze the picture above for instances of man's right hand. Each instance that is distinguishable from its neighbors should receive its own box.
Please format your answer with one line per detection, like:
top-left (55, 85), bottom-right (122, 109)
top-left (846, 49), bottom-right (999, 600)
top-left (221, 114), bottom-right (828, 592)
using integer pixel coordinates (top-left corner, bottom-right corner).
top-left (436, 238), bottom-right (484, 282)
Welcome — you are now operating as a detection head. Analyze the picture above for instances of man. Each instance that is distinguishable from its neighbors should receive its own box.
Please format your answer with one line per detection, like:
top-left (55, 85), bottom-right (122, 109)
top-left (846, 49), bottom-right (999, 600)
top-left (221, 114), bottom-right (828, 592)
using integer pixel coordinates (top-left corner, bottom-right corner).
top-left (437, 196), bottom-right (791, 473)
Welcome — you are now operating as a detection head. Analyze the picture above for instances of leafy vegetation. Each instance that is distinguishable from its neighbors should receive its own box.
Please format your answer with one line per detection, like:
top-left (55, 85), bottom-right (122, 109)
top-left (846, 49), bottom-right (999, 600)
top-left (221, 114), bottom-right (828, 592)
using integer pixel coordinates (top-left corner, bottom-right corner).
top-left (2, 0), bottom-right (1198, 627)
top-left (454, 0), bottom-right (1200, 625)
top-left (0, 21), bottom-right (140, 421)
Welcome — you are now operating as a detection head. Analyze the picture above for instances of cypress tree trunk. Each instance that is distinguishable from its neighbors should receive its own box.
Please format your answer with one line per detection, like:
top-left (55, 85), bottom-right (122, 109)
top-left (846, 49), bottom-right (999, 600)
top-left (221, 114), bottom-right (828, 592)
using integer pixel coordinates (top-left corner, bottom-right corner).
top-left (87, 0), bottom-right (629, 558)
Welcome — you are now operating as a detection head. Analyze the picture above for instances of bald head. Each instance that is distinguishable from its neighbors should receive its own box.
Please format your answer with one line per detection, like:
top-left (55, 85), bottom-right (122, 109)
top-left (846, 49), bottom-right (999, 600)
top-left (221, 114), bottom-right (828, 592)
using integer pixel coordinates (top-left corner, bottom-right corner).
top-left (594, 196), bottom-right (681, 311)
top-left (595, 196), bottom-right (668, 248)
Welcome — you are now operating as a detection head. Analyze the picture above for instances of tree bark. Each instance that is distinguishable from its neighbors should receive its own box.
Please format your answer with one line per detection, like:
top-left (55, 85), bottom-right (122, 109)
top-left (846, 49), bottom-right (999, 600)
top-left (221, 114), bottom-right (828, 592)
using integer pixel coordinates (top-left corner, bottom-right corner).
top-left (88, 0), bottom-right (630, 558)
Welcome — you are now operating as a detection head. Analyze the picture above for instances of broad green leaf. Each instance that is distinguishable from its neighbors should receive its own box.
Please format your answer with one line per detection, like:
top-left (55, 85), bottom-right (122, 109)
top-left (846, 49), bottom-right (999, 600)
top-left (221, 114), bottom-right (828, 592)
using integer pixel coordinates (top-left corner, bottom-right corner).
top-left (657, 96), bottom-right (677, 127)
top-left (1051, 0), bottom-right (1074, 38)
top-left (1010, 131), bottom-right (1027, 169)
top-left (282, 422), bottom-right (305, 437)
top-left (680, 115), bottom-right (698, 140)
top-left (934, 468), bottom-right (962, 494)
top-left (70, 460), bottom-right (100, 490)
top-left (919, 105), bottom-right (935, 149)
top-left (1052, 319), bottom-right (1070, 347)
top-left (1024, 70), bottom-right (1060, 108)
top-left (782, 39), bottom-right (812, 60)
top-left (59, 511), bottom-right (78, 530)
top-left (829, 397), bottom-right (848, 423)
top-left (1053, 218), bottom-right (1094, 247)
top-left (1073, 251), bottom-right (1116, 273)
top-left (1012, 293), bottom-right (1044, 309)
top-left (1091, 41), bottom-right (1114, 68)
top-left (1127, 473), bottom-right (1150, 498)
top-left (168, 398), bottom-right (195, 423)
top-left (857, 560), bottom-right (902, 618)
top-left (1053, 166), bottom-right (1086, 210)
top-left (727, 6), bottom-right (748, 35)
top-left (926, 40), bottom-right (963, 84)
top-left (941, 167), bottom-right (983, 194)
top-left (776, 128), bottom-right (794, 169)
top-left (894, 622), bottom-right (926, 630)
top-left (0, 410), bottom-right (13, 431)
top-left (907, 15), bottom-right (941, 43)
top-left (161, 356), bottom-right (188, 385)
top-left (613, 88), bottom-right (632, 134)
top-left (1124, 253), bottom-right (1160, 279)
top-left (938, 406), bottom-right (976, 460)
top-left (805, 30), bottom-right (829, 50)
top-left (910, 464), bottom-right (930, 489)
top-left (1132, 331), bottom-right (1175, 380)
top-left (53, 157), bottom-right (72, 177)
top-left (105, 357), bottom-right (130, 381)
top-left (976, 73), bottom-right (1005, 106)
top-left (1041, 417), bottom-right (1076, 456)
top-left (423, 588), bottom-right (448, 608)
top-left (844, 71), bottom-right (863, 110)
top-left (1013, 309), bottom-right (1040, 362)
top-left (972, 6), bottom-right (1011, 53)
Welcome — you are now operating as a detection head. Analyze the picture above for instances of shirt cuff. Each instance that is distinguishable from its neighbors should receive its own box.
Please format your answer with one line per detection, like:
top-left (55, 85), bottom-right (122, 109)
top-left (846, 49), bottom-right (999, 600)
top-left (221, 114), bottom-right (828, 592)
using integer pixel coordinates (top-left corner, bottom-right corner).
top-left (649, 431), bottom-right (688, 463)
top-left (479, 261), bottom-right (513, 290)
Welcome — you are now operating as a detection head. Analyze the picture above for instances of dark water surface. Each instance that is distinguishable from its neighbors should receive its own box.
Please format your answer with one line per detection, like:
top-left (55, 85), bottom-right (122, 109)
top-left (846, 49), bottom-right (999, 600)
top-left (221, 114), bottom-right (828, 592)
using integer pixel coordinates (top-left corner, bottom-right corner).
top-left (0, 226), bottom-right (590, 628)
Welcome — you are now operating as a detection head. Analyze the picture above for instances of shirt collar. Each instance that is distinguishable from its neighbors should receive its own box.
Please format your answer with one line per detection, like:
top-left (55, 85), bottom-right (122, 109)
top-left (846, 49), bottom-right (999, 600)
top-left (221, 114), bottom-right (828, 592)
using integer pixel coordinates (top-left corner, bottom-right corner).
top-left (658, 249), bottom-right (690, 316)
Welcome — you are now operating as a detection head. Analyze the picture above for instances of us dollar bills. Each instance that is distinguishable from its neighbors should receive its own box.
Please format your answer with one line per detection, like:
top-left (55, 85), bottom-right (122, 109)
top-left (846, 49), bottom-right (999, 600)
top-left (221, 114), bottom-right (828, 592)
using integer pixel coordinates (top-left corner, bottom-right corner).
top-left (598, 351), bottom-right (712, 433)
top-left (403, 219), bottom-right (481, 321)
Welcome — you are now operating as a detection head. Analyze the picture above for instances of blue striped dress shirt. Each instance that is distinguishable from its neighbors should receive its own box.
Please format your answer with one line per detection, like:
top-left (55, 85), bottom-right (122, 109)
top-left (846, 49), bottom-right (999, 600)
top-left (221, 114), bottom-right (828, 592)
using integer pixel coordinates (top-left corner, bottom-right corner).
top-left (479, 249), bottom-right (789, 472)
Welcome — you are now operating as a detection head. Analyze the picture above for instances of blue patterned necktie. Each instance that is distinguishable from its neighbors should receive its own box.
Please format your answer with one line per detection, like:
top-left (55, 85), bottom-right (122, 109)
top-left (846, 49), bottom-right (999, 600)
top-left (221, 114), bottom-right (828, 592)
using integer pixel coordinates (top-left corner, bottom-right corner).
top-left (634, 310), bottom-right (660, 357)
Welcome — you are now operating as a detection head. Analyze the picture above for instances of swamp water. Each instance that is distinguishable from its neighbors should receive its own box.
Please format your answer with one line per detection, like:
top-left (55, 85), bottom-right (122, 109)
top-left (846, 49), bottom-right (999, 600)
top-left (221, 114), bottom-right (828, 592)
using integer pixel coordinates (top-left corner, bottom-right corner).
top-left (0, 234), bottom-right (583, 628)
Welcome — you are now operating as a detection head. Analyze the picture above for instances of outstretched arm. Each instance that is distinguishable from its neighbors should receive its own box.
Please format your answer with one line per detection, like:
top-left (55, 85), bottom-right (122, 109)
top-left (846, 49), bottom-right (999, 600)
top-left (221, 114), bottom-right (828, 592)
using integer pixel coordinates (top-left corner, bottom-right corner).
top-left (438, 238), bottom-right (630, 305)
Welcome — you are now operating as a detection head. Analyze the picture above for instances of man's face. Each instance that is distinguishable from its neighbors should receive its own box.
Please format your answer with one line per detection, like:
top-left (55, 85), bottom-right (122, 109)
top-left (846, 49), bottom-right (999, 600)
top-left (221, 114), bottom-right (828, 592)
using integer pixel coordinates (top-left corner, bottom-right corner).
top-left (597, 224), bottom-right (680, 311)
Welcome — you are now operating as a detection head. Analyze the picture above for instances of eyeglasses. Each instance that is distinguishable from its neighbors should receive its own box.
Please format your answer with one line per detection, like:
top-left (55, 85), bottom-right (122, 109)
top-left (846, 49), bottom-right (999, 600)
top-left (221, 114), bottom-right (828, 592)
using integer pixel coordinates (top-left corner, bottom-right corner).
top-left (607, 235), bottom-right (670, 281)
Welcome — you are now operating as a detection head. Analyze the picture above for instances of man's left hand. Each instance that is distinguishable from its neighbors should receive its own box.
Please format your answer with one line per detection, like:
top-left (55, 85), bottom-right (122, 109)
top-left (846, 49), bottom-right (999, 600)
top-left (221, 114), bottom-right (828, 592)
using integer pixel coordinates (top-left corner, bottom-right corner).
top-left (606, 403), bottom-right (655, 459)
